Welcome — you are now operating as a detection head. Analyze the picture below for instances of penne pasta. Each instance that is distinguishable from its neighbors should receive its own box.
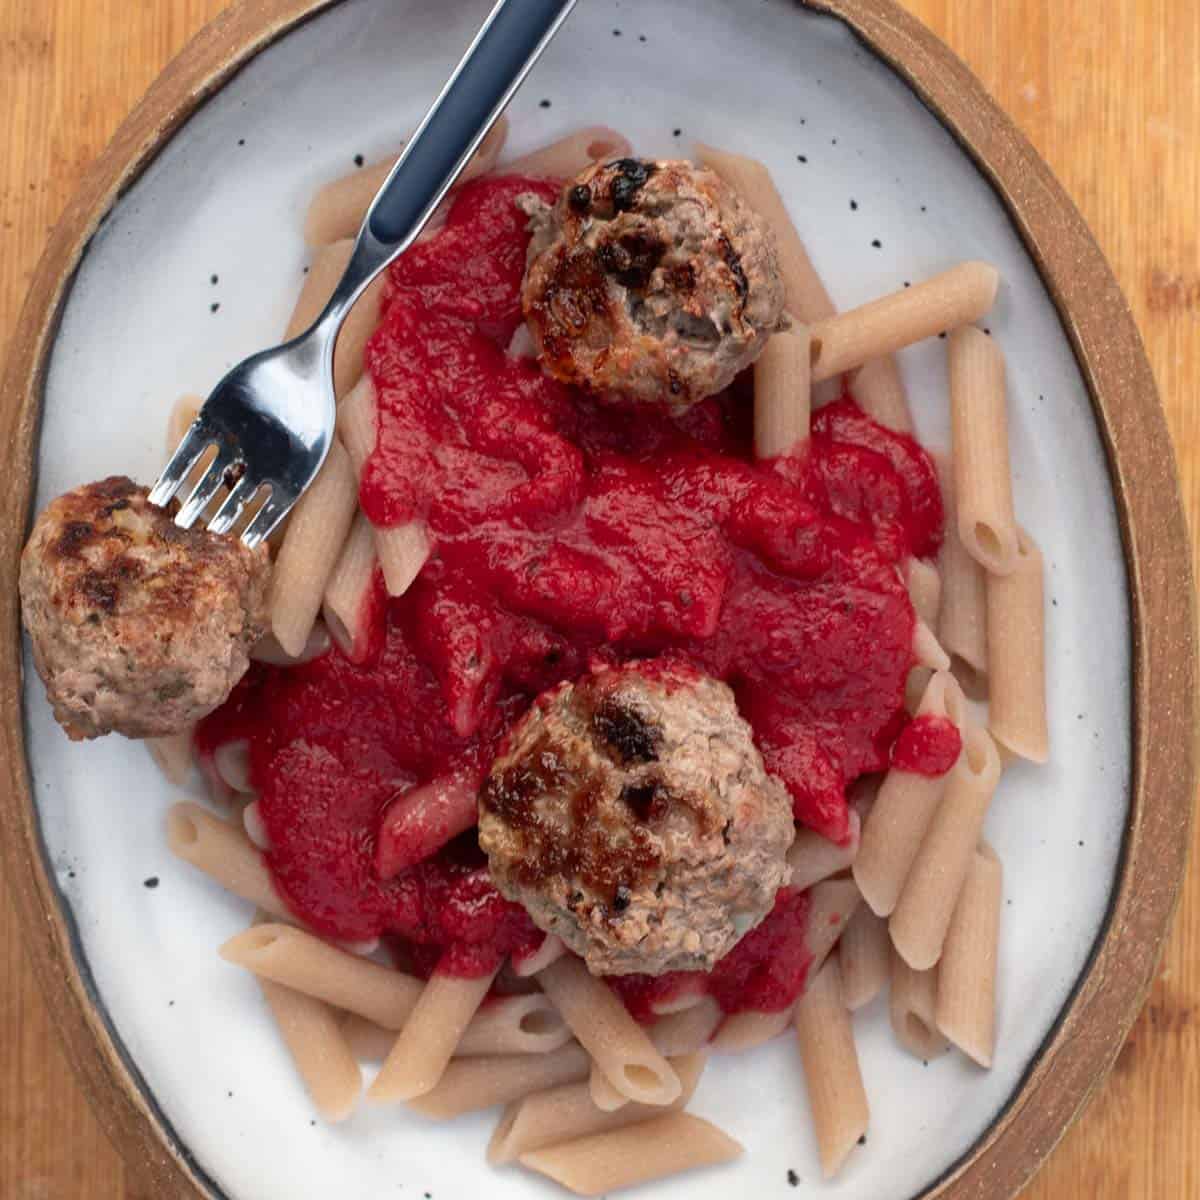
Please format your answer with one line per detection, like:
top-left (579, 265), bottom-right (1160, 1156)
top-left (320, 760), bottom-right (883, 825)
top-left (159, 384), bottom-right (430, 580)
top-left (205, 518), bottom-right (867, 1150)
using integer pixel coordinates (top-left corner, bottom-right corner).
top-left (512, 934), bottom-right (567, 978)
top-left (268, 439), bottom-right (358, 657)
top-left (518, 1112), bottom-right (742, 1196)
top-left (145, 729), bottom-right (194, 787)
top-left (303, 116), bottom-right (509, 246)
top-left (376, 774), bottom-right (480, 878)
top-left (986, 527), bottom-right (1049, 763)
top-left (219, 922), bottom-right (423, 1030)
top-left (794, 958), bottom-right (869, 1178)
top-left (710, 1005), bottom-right (795, 1054)
top-left (257, 976), bottom-right (362, 1122)
top-left (537, 956), bottom-right (681, 1107)
top-left (213, 739), bottom-right (253, 794)
top-left (913, 618), bottom-right (951, 671)
top-left (905, 557), bottom-right (942, 629)
top-left (340, 1012), bottom-right (397, 1062)
top-left (904, 665), bottom-right (934, 715)
top-left (456, 994), bottom-right (573, 1057)
top-left (753, 325), bottom-right (811, 460)
top-left (321, 512), bottom-right (379, 663)
top-left (805, 877), bottom-right (862, 974)
top-left (853, 671), bottom-right (967, 916)
top-left (889, 725), bottom-right (1003, 970)
top-left (251, 624), bottom-right (331, 666)
top-left (489, 1052), bottom-right (707, 1165)
top-left (786, 808), bottom-right (861, 893)
top-left (936, 843), bottom-right (1003, 1067)
top-left (588, 1062), bottom-right (630, 1113)
top-left (935, 453), bottom-right (990, 697)
top-left (694, 143), bottom-right (835, 323)
top-left (406, 1043), bottom-right (591, 1119)
top-left (242, 801), bottom-right (269, 850)
top-left (335, 374), bottom-right (377, 473)
top-left (809, 262), bottom-right (1000, 382)
top-left (649, 997), bottom-right (723, 1057)
top-left (165, 803), bottom-right (289, 920)
top-left (369, 965), bottom-right (500, 1103)
top-left (853, 354), bottom-right (913, 433)
top-left (502, 125), bottom-right (630, 179)
top-left (948, 326), bottom-right (1020, 574)
top-left (839, 903), bottom-right (890, 1011)
top-left (889, 949), bottom-right (949, 1061)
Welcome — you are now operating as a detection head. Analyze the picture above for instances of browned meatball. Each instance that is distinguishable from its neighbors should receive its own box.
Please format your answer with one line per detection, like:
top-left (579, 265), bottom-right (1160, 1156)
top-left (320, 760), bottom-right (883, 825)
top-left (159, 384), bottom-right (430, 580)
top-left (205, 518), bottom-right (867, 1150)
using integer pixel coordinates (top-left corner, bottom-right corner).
top-left (478, 660), bottom-right (794, 976)
top-left (520, 158), bottom-right (788, 411)
top-left (19, 476), bottom-right (269, 740)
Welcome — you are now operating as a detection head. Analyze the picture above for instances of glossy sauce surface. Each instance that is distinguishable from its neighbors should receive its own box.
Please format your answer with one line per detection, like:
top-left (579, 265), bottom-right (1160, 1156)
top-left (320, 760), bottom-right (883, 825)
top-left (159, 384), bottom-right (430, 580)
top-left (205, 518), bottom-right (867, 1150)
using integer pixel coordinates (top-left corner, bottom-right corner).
top-left (199, 175), bottom-right (944, 1003)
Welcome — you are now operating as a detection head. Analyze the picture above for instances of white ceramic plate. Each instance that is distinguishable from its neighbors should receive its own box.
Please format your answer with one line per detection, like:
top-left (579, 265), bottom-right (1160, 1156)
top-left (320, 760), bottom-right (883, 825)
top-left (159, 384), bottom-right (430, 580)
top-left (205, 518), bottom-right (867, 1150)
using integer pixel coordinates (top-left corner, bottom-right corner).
top-left (26, 1), bottom-right (1129, 1196)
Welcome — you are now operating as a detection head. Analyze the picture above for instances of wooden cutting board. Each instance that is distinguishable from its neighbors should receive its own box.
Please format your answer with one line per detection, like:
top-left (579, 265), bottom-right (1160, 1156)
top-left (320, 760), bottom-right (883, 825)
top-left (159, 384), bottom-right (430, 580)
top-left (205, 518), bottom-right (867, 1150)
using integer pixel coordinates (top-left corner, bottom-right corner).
top-left (0, 1), bottom-right (1196, 1196)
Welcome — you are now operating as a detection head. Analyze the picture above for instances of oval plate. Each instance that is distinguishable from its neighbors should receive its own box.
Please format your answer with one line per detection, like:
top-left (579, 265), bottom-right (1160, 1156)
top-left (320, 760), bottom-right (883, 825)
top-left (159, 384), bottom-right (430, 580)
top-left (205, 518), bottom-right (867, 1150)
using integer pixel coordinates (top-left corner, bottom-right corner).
top-left (0, 1), bottom-right (1194, 1198)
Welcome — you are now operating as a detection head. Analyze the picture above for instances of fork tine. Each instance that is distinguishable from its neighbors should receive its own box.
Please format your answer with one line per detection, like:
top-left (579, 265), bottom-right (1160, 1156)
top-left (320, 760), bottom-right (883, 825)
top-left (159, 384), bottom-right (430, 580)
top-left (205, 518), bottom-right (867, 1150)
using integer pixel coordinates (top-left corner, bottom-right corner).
top-left (206, 473), bottom-right (259, 536)
top-left (175, 450), bottom-right (237, 530)
top-left (240, 487), bottom-right (291, 548)
top-left (148, 423), bottom-right (214, 509)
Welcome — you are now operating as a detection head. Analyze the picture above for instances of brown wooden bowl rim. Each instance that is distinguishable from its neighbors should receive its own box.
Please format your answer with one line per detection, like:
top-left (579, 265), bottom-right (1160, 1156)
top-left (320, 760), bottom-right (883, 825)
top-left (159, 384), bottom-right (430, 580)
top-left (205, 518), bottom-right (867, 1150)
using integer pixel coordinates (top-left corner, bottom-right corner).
top-left (1, 1), bottom-right (1194, 1196)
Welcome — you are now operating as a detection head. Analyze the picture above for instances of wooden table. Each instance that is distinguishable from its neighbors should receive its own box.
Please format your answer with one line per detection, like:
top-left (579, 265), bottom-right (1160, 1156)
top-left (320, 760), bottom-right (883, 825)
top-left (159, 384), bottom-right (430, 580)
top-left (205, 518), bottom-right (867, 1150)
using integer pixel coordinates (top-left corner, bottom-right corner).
top-left (1, 1), bottom-right (1196, 1196)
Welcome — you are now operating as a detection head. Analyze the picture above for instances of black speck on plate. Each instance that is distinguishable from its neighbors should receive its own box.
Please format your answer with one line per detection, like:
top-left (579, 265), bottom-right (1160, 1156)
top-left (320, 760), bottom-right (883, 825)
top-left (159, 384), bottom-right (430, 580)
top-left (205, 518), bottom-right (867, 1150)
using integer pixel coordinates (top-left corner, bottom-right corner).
top-left (143, 876), bottom-right (159, 889)
top-left (237, 138), bottom-right (245, 147)
top-left (210, 302), bottom-right (221, 314)
top-left (354, 153), bottom-right (364, 167)
top-left (797, 154), bottom-right (807, 164)
top-left (210, 273), bottom-right (218, 285)
top-left (787, 1168), bottom-right (800, 1187)
top-left (871, 238), bottom-right (882, 249)
top-left (539, 98), bottom-right (551, 109)
top-left (849, 198), bottom-right (858, 211)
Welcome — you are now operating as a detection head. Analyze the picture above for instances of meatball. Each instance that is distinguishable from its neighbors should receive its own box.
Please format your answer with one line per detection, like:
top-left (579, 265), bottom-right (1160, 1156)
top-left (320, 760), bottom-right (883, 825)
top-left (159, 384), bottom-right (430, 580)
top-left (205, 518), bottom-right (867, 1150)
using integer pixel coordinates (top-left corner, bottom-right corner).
top-left (478, 660), bottom-right (794, 976)
top-left (519, 158), bottom-right (788, 411)
top-left (20, 476), bottom-right (270, 740)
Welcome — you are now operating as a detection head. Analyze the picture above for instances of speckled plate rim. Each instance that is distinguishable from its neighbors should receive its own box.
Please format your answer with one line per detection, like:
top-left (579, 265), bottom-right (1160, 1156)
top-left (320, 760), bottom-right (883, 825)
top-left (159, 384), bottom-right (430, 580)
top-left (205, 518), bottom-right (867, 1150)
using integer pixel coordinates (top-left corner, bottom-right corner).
top-left (0, 1), bottom-right (1194, 1197)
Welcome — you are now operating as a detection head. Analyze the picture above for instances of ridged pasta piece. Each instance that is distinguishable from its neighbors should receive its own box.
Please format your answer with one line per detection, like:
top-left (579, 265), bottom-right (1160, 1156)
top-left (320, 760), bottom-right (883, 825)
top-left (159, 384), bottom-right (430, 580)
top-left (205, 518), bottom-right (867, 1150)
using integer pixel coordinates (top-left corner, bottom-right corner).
top-left (502, 125), bottom-right (631, 179)
top-left (753, 325), bottom-right (811, 460)
top-left (839, 903), bottom-right (890, 1011)
top-left (935, 452), bottom-right (989, 696)
top-left (889, 949), bottom-right (949, 1061)
top-left (322, 513), bottom-right (378, 663)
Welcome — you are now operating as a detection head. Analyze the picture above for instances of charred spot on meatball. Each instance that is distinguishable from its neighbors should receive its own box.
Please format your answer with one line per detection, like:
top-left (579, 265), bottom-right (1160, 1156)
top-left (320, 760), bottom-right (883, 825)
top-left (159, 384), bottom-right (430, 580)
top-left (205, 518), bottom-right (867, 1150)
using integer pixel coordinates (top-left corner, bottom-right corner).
top-left (479, 660), bottom-right (795, 976)
top-left (520, 158), bottom-right (788, 411)
top-left (19, 476), bottom-right (270, 741)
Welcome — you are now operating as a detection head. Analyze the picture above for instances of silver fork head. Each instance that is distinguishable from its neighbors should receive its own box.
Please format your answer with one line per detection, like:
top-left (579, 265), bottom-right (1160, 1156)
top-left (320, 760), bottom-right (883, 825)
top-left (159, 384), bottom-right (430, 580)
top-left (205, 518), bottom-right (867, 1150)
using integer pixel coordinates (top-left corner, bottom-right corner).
top-left (148, 331), bottom-right (337, 548)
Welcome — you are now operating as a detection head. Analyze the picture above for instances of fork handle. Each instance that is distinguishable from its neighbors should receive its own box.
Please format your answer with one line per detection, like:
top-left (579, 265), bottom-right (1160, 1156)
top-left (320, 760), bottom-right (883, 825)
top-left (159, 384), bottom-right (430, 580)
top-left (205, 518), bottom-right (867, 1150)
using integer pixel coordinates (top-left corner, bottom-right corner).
top-left (368, 0), bottom-right (576, 247)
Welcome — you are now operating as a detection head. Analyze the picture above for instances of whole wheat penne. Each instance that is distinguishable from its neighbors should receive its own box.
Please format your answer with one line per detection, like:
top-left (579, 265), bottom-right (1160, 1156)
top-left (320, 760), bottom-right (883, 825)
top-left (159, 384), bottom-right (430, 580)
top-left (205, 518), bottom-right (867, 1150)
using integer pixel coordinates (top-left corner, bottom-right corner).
top-left (913, 618), bottom-right (951, 671)
top-left (251, 624), bottom-right (331, 666)
top-left (948, 326), bottom-right (1019, 574)
top-left (212, 738), bottom-right (253, 794)
top-left (333, 273), bottom-right (385, 399)
top-left (889, 949), bottom-right (949, 1061)
top-left (489, 1052), bottom-right (707, 1165)
top-left (904, 665), bottom-right (934, 715)
top-left (786, 808), bottom-right (861, 893)
top-left (853, 354), bottom-right (913, 433)
top-left (268, 440), bottom-right (358, 657)
top-left (322, 513), bottom-right (379, 663)
top-left (987, 527), bottom-right (1048, 763)
top-left (905, 558), bottom-right (942, 628)
top-left (588, 1063), bottom-right (629, 1112)
top-left (710, 1004), bottom-right (795, 1054)
top-left (369, 965), bottom-right (500, 1102)
top-left (753, 326), bottom-right (811, 459)
top-left (146, 729), bottom-right (194, 786)
top-left (512, 934), bottom-right (567, 978)
top-left (375, 521), bottom-right (433, 597)
top-left (376, 775), bottom-right (479, 878)
top-left (219, 922), bottom-right (423, 1029)
top-left (242, 800), bottom-right (269, 850)
top-left (341, 1012), bottom-right (397, 1061)
top-left (936, 843), bottom-right (1003, 1066)
top-left (456, 994), bottom-right (573, 1057)
top-left (166, 803), bottom-right (289, 919)
top-left (304, 116), bottom-right (508, 245)
top-left (648, 975), bottom-right (707, 1016)
top-left (935, 453), bottom-right (989, 696)
top-left (537, 956), bottom-right (681, 1107)
top-left (805, 877), bottom-right (862, 974)
top-left (839, 903), bottom-right (889, 1011)
top-left (809, 263), bottom-right (1000, 382)
top-left (518, 1112), bottom-right (743, 1196)
top-left (336, 376), bottom-right (432, 596)
top-left (649, 997), bottom-right (723, 1057)
top-left (502, 125), bottom-right (630, 179)
top-left (794, 958), bottom-right (869, 1178)
top-left (257, 976), bottom-right (362, 1121)
top-left (853, 671), bottom-right (967, 916)
top-left (890, 725), bottom-right (1003, 970)
top-left (694, 144), bottom-right (835, 323)
top-left (406, 1043), bottom-right (591, 1119)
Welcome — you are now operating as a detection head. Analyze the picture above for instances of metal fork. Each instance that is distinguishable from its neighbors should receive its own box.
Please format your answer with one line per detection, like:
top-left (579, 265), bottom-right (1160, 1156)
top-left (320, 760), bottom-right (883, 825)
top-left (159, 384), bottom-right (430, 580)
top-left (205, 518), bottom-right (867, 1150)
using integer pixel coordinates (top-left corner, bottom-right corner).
top-left (149, 0), bottom-right (579, 546)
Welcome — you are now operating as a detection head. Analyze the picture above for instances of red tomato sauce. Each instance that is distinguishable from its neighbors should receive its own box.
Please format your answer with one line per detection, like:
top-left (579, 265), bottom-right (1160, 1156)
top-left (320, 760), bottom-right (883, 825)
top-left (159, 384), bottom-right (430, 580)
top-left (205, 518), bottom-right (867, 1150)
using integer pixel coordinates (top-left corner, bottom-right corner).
top-left (197, 174), bottom-right (944, 1005)
top-left (891, 713), bottom-right (963, 776)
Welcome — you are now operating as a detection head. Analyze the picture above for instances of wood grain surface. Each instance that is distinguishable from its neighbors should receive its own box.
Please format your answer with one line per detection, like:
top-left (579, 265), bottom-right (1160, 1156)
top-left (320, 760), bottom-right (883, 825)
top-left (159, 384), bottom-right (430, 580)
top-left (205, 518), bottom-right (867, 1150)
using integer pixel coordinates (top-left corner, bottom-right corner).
top-left (0, 1), bottom-right (1196, 1197)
